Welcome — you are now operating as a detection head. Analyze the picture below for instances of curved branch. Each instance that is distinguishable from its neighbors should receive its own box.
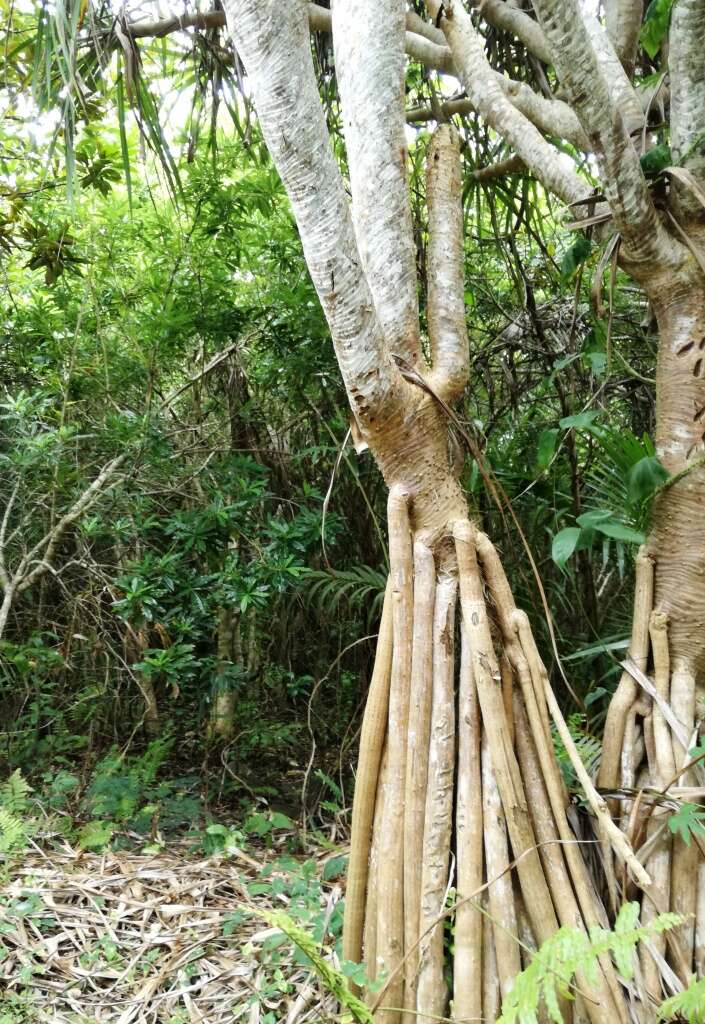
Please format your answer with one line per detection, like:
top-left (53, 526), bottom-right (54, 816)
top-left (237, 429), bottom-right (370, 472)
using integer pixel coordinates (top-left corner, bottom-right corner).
top-left (430, 1), bottom-right (587, 206)
top-left (222, 0), bottom-right (406, 428)
top-left (426, 125), bottom-right (469, 403)
top-left (531, 0), bottom-right (682, 269)
top-left (670, 0), bottom-right (705, 199)
top-left (408, 76), bottom-right (589, 151)
top-left (603, 0), bottom-right (643, 76)
top-left (470, 0), bottom-right (553, 64)
top-left (332, 0), bottom-right (422, 365)
top-left (583, 12), bottom-right (644, 135)
top-left (123, 5), bottom-right (456, 74)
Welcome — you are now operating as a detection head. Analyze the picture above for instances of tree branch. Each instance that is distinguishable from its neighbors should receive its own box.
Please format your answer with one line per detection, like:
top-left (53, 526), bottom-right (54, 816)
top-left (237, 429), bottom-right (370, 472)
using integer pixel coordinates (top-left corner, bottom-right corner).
top-left (16, 455), bottom-right (125, 596)
top-left (670, 0), bottom-right (705, 205)
top-left (407, 78), bottom-right (590, 151)
top-left (122, 3), bottom-right (456, 74)
top-left (429, 1), bottom-right (587, 207)
top-left (470, 0), bottom-right (553, 64)
top-left (221, 0), bottom-right (406, 430)
top-left (531, 0), bottom-right (682, 270)
top-left (603, 0), bottom-right (643, 76)
top-left (332, 0), bottom-right (422, 366)
top-left (582, 12), bottom-right (644, 136)
top-left (426, 126), bottom-right (469, 403)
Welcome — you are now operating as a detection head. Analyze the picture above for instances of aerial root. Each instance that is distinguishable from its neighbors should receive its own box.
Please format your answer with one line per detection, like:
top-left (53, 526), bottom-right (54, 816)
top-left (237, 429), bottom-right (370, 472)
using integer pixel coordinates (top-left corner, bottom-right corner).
top-left (342, 579), bottom-right (393, 975)
top-left (351, 516), bottom-right (657, 1022)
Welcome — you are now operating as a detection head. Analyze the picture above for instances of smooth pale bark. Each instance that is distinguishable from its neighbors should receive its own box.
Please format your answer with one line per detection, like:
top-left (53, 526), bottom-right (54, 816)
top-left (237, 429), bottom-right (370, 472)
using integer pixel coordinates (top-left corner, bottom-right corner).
top-left (454, 522), bottom-right (559, 949)
top-left (697, 860), bottom-right (705, 978)
top-left (376, 487), bottom-right (414, 1024)
top-left (670, 661), bottom-right (698, 978)
top-left (481, 910), bottom-right (501, 1024)
top-left (222, 0), bottom-right (406, 430)
top-left (670, 0), bottom-right (705, 169)
top-left (650, 277), bottom-right (705, 674)
top-left (402, 543), bottom-right (435, 1016)
top-left (470, 0), bottom-right (553, 63)
top-left (670, 0), bottom-right (705, 212)
top-left (429, 0), bottom-right (586, 207)
top-left (531, 0), bottom-right (678, 269)
top-left (599, 548), bottom-right (653, 795)
top-left (343, 582), bottom-right (394, 969)
top-left (453, 620), bottom-right (483, 1024)
top-left (426, 126), bottom-right (469, 402)
top-left (582, 12), bottom-right (644, 136)
top-left (408, 78), bottom-right (590, 151)
top-left (417, 578), bottom-right (456, 1023)
top-left (481, 729), bottom-right (521, 1003)
top-left (332, 0), bottom-right (421, 367)
top-left (603, 0), bottom-right (643, 75)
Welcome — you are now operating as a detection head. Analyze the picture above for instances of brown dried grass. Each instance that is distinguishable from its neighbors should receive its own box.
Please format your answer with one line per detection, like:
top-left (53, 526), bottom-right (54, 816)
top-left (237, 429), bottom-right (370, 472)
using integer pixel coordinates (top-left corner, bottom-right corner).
top-left (0, 840), bottom-right (346, 1024)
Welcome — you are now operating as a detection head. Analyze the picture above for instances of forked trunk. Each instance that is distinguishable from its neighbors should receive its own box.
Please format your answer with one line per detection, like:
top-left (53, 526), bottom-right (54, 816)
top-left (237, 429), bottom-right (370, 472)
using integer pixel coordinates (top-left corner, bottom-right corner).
top-left (343, 405), bottom-right (633, 1024)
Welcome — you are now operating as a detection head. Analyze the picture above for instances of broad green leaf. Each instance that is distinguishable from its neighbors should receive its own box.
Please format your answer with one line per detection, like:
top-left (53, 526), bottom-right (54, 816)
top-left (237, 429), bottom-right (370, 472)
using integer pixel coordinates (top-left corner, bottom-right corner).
top-left (640, 143), bottom-right (672, 178)
top-left (668, 802), bottom-right (705, 846)
top-left (627, 456), bottom-right (669, 504)
top-left (640, 0), bottom-right (675, 59)
top-left (552, 527), bottom-right (581, 567)
top-left (576, 509), bottom-right (613, 528)
top-left (559, 411), bottom-right (600, 430)
top-left (594, 522), bottom-right (645, 544)
top-left (322, 854), bottom-right (349, 881)
top-left (560, 235), bottom-right (592, 281)
top-left (536, 428), bottom-right (558, 471)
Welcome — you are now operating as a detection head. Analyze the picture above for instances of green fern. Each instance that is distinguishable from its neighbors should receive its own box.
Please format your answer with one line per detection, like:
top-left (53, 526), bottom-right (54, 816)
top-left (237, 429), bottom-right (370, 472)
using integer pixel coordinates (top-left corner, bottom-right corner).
top-left (498, 902), bottom-right (682, 1024)
top-left (659, 976), bottom-right (705, 1023)
top-left (0, 771), bottom-right (31, 853)
top-left (0, 769), bottom-right (31, 814)
top-left (0, 807), bottom-right (26, 853)
top-left (552, 713), bottom-right (602, 789)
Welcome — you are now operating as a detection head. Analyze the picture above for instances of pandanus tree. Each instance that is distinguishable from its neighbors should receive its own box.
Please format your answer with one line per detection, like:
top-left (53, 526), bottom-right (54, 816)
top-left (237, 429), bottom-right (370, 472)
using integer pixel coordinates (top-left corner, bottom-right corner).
top-left (221, 0), bottom-right (705, 1020)
top-left (10, 0), bottom-right (704, 1017)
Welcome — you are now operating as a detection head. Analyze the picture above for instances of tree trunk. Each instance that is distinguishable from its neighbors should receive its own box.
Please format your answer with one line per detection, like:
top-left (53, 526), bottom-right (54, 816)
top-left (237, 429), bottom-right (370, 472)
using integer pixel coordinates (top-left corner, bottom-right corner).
top-left (221, 3), bottom-right (645, 1019)
top-left (600, 265), bottom-right (705, 998)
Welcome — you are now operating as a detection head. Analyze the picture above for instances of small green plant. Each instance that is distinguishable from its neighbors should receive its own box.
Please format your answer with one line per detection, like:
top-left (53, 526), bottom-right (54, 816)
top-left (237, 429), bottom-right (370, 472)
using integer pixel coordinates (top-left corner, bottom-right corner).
top-left (497, 902), bottom-right (681, 1024)
top-left (250, 906), bottom-right (374, 1023)
top-left (659, 975), bottom-right (705, 1023)
top-left (0, 770), bottom-right (32, 854)
top-left (668, 801), bottom-right (705, 845)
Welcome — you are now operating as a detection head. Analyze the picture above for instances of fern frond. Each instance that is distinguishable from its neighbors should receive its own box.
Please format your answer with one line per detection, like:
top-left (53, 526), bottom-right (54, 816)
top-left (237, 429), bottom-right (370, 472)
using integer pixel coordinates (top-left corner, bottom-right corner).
top-left (0, 806), bottom-right (26, 853)
top-left (0, 769), bottom-right (31, 814)
top-left (498, 902), bottom-right (682, 1024)
top-left (659, 976), bottom-right (705, 1023)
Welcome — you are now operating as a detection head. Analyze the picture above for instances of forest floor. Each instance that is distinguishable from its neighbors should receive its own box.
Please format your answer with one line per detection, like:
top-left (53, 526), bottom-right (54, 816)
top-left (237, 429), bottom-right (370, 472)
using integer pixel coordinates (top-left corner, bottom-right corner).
top-left (0, 838), bottom-right (347, 1023)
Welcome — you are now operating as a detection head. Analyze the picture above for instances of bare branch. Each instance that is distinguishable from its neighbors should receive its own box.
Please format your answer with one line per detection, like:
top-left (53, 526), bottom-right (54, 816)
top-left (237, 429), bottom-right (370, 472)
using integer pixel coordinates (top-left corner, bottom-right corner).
top-left (426, 126), bottom-right (469, 403)
top-left (126, 9), bottom-right (226, 38)
top-left (408, 78), bottom-right (590, 151)
top-left (473, 154), bottom-right (525, 182)
top-left (430, 1), bottom-right (587, 207)
top-left (470, 0), bottom-right (553, 64)
top-left (332, 0), bottom-right (422, 365)
top-left (670, 0), bottom-right (705, 204)
top-left (123, 3), bottom-right (456, 74)
top-left (0, 479), bottom-right (19, 590)
top-left (603, 0), bottom-right (643, 75)
top-left (16, 455), bottom-right (125, 595)
top-left (221, 0), bottom-right (407, 429)
top-left (406, 10), bottom-right (446, 46)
